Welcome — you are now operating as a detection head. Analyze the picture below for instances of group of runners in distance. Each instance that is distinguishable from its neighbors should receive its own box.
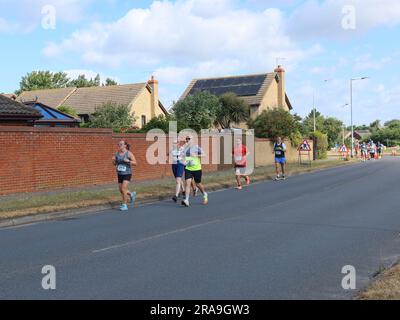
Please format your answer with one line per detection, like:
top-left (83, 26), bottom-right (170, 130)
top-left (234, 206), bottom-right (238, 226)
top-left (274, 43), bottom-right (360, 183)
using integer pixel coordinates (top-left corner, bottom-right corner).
top-left (356, 140), bottom-right (385, 162)
top-left (112, 136), bottom-right (288, 211)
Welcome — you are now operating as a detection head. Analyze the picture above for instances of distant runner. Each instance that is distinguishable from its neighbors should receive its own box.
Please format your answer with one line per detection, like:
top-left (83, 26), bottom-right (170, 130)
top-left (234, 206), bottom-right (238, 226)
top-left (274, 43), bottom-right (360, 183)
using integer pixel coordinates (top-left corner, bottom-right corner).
top-left (233, 138), bottom-right (250, 190)
top-left (273, 137), bottom-right (287, 180)
top-left (182, 138), bottom-right (208, 207)
top-left (112, 141), bottom-right (137, 211)
top-left (368, 141), bottom-right (376, 160)
top-left (377, 142), bottom-right (383, 159)
top-left (170, 139), bottom-right (186, 203)
top-left (360, 142), bottom-right (368, 162)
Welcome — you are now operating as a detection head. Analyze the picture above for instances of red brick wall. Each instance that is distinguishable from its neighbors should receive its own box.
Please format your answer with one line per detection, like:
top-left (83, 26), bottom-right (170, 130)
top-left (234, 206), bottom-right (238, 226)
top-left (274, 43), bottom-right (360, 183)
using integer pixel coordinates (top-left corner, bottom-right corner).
top-left (0, 127), bottom-right (218, 196)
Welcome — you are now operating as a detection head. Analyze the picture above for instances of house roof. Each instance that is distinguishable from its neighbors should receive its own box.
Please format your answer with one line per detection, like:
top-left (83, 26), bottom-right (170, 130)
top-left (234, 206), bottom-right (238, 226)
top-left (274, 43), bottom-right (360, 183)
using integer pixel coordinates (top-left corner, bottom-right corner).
top-left (17, 83), bottom-right (168, 116)
top-left (23, 102), bottom-right (81, 124)
top-left (62, 83), bottom-right (148, 115)
top-left (18, 87), bottom-right (77, 109)
top-left (180, 72), bottom-right (293, 110)
top-left (0, 94), bottom-right (42, 119)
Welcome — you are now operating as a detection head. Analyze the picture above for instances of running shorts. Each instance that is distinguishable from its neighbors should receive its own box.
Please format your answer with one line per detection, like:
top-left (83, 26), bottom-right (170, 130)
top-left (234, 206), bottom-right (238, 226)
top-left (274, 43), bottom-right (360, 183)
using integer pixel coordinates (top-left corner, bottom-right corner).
top-left (172, 163), bottom-right (185, 178)
top-left (185, 169), bottom-right (202, 183)
top-left (275, 157), bottom-right (286, 164)
top-left (118, 174), bottom-right (132, 183)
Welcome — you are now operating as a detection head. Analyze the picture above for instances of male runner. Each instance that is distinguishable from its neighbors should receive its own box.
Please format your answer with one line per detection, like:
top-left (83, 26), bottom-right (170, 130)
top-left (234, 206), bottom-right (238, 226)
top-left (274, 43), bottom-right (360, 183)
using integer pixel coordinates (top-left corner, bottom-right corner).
top-left (182, 138), bottom-right (208, 207)
top-left (273, 137), bottom-right (287, 180)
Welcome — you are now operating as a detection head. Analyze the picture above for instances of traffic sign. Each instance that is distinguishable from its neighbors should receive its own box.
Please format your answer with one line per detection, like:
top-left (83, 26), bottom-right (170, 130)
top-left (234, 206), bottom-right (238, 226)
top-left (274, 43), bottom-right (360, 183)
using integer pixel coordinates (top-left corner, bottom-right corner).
top-left (298, 140), bottom-right (312, 151)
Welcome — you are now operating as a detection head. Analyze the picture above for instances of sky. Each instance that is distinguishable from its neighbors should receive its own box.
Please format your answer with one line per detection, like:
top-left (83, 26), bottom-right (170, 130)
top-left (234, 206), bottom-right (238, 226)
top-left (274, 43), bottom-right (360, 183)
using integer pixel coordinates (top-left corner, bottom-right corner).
top-left (0, 0), bottom-right (399, 126)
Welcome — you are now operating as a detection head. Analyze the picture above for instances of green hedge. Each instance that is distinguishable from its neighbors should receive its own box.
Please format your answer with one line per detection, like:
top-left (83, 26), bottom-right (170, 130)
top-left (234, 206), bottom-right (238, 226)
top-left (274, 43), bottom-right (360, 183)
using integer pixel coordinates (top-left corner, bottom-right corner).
top-left (311, 131), bottom-right (328, 159)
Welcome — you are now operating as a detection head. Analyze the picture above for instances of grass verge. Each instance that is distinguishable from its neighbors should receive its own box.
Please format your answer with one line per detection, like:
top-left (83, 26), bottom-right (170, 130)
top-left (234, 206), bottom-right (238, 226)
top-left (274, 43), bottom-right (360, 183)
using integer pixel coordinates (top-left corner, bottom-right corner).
top-left (0, 159), bottom-right (355, 220)
top-left (358, 263), bottom-right (400, 300)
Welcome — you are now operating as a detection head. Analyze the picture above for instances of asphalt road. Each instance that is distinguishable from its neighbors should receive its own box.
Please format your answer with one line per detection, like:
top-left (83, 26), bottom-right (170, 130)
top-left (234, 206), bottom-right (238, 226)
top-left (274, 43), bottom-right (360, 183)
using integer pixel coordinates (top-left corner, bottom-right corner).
top-left (1, 158), bottom-right (400, 300)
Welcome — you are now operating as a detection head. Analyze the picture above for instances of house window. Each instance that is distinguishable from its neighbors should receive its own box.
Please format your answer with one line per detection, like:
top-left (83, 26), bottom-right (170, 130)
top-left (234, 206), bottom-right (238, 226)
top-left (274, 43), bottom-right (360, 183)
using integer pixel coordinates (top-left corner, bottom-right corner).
top-left (141, 115), bottom-right (147, 127)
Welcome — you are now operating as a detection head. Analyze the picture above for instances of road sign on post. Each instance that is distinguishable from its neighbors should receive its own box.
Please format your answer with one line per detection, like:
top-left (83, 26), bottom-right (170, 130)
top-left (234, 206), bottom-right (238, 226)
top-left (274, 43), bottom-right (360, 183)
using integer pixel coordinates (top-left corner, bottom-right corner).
top-left (298, 140), bottom-right (312, 166)
top-left (339, 144), bottom-right (350, 161)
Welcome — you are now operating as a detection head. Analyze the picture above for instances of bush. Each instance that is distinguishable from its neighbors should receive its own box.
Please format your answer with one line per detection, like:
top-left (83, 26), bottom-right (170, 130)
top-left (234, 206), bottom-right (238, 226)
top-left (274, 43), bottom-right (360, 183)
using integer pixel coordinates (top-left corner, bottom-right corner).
top-left (311, 131), bottom-right (328, 159)
top-left (172, 92), bottom-right (221, 132)
top-left (247, 108), bottom-right (299, 139)
top-left (136, 114), bottom-right (187, 133)
top-left (57, 105), bottom-right (78, 118)
top-left (84, 102), bottom-right (135, 132)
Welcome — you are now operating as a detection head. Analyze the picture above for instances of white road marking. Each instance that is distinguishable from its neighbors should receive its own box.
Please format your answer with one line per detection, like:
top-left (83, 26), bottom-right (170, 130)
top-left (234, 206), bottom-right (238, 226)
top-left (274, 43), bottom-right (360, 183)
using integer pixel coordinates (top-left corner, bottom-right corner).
top-left (92, 219), bottom-right (221, 254)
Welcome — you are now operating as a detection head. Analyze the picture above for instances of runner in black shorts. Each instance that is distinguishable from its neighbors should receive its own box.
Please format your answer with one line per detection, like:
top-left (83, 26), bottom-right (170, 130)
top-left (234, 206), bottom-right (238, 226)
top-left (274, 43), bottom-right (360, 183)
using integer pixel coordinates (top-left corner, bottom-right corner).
top-left (112, 141), bottom-right (137, 211)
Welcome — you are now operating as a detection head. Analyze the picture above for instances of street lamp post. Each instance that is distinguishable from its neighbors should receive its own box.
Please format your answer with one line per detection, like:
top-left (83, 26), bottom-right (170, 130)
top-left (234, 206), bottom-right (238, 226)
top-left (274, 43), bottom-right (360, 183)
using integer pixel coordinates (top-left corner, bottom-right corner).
top-left (350, 77), bottom-right (369, 157)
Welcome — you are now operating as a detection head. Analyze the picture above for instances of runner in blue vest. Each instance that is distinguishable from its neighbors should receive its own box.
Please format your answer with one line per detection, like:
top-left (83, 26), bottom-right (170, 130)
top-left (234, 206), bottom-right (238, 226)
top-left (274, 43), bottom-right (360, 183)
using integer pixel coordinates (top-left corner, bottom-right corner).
top-left (112, 141), bottom-right (137, 211)
top-left (273, 137), bottom-right (287, 180)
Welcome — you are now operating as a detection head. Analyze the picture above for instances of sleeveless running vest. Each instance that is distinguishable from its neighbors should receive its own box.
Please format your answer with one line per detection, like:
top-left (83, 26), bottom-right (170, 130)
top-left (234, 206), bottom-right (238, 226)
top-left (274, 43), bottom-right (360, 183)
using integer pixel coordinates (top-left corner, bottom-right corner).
top-left (274, 143), bottom-right (286, 158)
top-left (115, 152), bottom-right (132, 175)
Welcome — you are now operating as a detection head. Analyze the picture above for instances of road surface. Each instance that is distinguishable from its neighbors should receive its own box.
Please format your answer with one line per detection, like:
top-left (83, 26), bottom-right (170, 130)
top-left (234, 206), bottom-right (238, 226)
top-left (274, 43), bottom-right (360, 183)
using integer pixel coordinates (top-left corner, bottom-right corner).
top-left (1, 158), bottom-right (400, 299)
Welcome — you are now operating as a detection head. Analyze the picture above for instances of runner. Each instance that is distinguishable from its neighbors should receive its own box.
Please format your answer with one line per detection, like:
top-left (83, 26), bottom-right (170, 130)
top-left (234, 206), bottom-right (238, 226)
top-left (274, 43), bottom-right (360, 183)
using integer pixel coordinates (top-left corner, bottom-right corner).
top-left (170, 139), bottom-right (186, 203)
top-left (377, 141), bottom-right (383, 159)
top-left (233, 138), bottom-right (250, 190)
top-left (369, 141), bottom-right (376, 160)
top-left (182, 138), bottom-right (208, 207)
top-left (360, 142), bottom-right (368, 162)
top-left (273, 137), bottom-right (287, 180)
top-left (112, 141), bottom-right (137, 211)
top-left (183, 136), bottom-right (199, 197)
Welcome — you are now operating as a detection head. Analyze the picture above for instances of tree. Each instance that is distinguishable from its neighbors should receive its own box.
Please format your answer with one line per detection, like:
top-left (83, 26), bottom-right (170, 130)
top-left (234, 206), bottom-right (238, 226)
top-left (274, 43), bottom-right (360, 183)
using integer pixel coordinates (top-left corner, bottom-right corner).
top-left (172, 92), bottom-right (221, 132)
top-left (310, 131), bottom-right (328, 159)
top-left (104, 78), bottom-right (118, 86)
top-left (57, 106), bottom-right (78, 118)
top-left (84, 102), bottom-right (135, 132)
top-left (301, 109), bottom-right (343, 148)
top-left (369, 120), bottom-right (381, 133)
top-left (384, 119), bottom-right (400, 129)
top-left (247, 108), bottom-right (299, 139)
top-left (216, 93), bottom-right (249, 129)
top-left (68, 74), bottom-right (101, 88)
top-left (17, 71), bottom-right (70, 94)
top-left (370, 127), bottom-right (400, 147)
top-left (301, 110), bottom-right (325, 136)
top-left (322, 117), bottom-right (344, 148)
top-left (138, 114), bottom-right (186, 133)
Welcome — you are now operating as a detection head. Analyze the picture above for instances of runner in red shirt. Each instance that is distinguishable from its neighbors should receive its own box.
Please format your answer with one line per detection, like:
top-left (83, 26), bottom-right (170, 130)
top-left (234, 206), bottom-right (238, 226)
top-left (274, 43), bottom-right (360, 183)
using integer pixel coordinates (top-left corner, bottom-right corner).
top-left (233, 138), bottom-right (250, 190)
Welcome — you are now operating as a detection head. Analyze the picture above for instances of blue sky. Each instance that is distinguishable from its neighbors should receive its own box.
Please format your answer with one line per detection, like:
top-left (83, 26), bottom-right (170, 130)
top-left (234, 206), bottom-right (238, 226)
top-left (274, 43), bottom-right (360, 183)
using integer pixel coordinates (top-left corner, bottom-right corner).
top-left (1, 0), bottom-right (399, 125)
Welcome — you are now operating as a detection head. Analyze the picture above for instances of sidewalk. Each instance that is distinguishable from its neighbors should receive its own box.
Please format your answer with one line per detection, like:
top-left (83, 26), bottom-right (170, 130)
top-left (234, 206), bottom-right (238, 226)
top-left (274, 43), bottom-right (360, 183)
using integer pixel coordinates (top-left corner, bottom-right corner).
top-left (0, 159), bottom-right (357, 225)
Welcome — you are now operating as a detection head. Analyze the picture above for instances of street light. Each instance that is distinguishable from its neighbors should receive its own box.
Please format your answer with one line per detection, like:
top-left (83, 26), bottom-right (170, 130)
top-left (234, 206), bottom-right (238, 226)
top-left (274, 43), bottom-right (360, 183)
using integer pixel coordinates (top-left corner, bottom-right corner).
top-left (341, 103), bottom-right (349, 145)
top-left (350, 77), bottom-right (369, 157)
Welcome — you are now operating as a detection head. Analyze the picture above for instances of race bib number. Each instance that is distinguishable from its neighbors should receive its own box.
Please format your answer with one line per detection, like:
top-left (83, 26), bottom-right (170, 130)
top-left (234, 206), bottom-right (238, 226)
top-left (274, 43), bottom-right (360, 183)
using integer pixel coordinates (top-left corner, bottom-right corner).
top-left (275, 151), bottom-right (283, 156)
top-left (117, 165), bottom-right (127, 172)
top-left (235, 156), bottom-right (242, 162)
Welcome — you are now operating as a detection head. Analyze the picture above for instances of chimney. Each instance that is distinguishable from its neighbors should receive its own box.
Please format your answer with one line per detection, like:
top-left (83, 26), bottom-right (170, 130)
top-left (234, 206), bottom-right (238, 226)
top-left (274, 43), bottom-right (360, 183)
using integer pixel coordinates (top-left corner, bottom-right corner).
top-left (274, 65), bottom-right (286, 108)
top-left (148, 75), bottom-right (159, 119)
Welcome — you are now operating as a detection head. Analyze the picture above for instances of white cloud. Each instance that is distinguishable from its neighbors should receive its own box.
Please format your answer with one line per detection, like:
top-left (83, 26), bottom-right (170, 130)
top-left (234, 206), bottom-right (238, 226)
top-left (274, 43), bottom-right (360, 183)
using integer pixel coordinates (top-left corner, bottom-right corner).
top-left (0, 0), bottom-right (92, 33)
top-left (354, 54), bottom-right (392, 71)
top-left (43, 0), bottom-right (319, 71)
top-left (287, 0), bottom-right (400, 40)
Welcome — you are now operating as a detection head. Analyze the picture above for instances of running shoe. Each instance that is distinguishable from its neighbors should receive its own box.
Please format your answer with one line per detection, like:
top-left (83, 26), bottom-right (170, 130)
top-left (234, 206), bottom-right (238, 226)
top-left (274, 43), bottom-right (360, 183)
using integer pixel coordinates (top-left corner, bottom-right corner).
top-left (245, 176), bottom-right (251, 185)
top-left (172, 196), bottom-right (178, 203)
top-left (236, 185), bottom-right (243, 190)
top-left (193, 187), bottom-right (198, 197)
top-left (182, 199), bottom-right (190, 207)
top-left (130, 192), bottom-right (136, 205)
top-left (120, 204), bottom-right (128, 211)
top-left (203, 193), bottom-right (209, 205)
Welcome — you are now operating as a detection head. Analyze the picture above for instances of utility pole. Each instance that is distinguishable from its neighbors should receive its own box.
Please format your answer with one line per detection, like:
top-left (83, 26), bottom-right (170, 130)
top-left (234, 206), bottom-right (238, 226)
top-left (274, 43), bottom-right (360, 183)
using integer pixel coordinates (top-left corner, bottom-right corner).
top-left (350, 77), bottom-right (369, 158)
